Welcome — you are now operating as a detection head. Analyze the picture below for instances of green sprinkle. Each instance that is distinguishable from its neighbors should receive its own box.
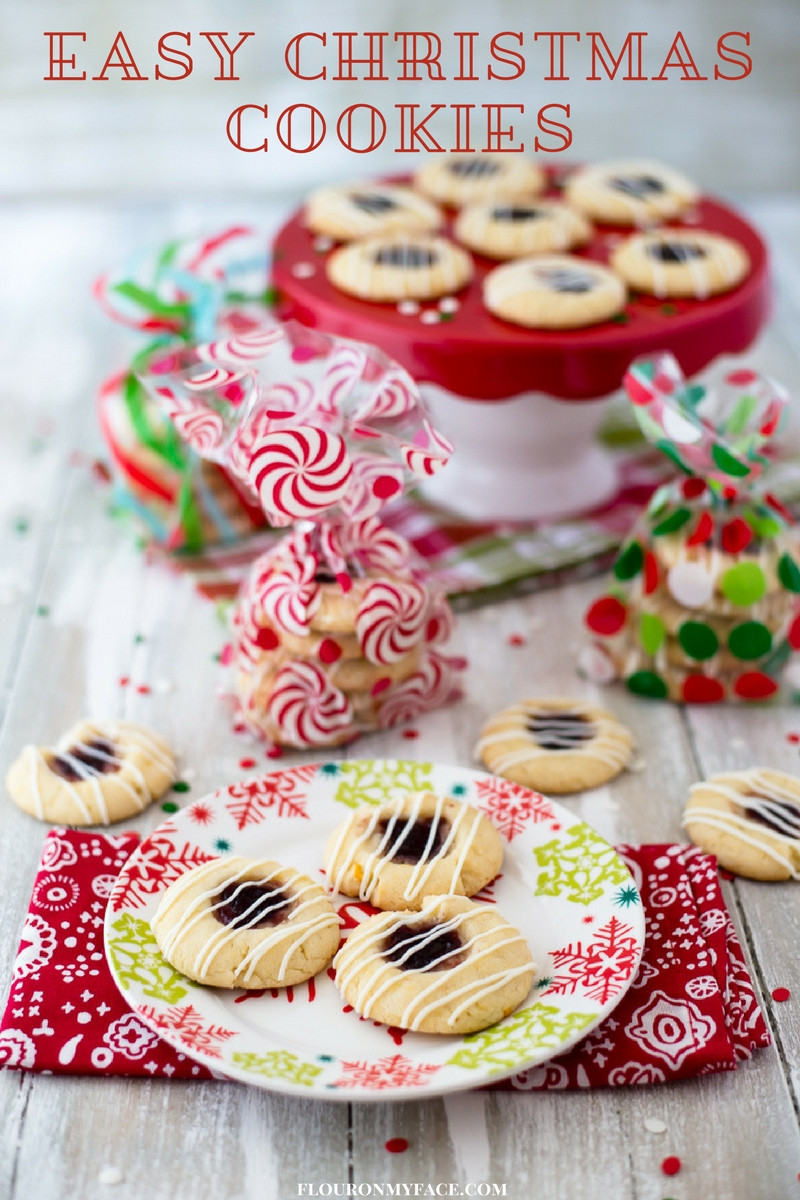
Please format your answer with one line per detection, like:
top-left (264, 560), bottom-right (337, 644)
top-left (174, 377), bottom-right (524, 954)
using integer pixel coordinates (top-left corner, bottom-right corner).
top-left (134, 633), bottom-right (146, 644)
top-left (14, 517), bottom-right (29, 534)
top-left (36, 605), bottom-right (49, 617)
top-left (660, 304), bottom-right (678, 316)
top-left (172, 780), bottom-right (191, 793)
top-left (611, 312), bottom-right (630, 324)
top-left (161, 800), bottom-right (179, 813)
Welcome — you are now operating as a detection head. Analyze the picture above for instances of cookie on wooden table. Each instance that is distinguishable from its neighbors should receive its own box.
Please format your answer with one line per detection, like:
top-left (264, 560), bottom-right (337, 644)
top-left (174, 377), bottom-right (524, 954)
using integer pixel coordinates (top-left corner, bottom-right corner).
top-left (683, 768), bottom-right (800, 880)
top-left (324, 791), bottom-right (504, 910)
top-left (333, 894), bottom-right (535, 1033)
top-left (152, 856), bottom-right (341, 988)
top-left (476, 697), bottom-right (634, 793)
top-left (483, 254), bottom-right (626, 329)
top-left (6, 719), bottom-right (176, 826)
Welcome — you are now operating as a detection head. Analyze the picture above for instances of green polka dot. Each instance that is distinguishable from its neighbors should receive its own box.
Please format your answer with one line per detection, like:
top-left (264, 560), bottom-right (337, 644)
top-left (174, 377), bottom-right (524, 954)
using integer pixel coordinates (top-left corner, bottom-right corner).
top-left (711, 443), bottom-right (751, 478)
top-left (720, 562), bottom-right (766, 606)
top-left (614, 541), bottom-right (644, 581)
top-left (651, 507), bottom-right (692, 537)
top-left (728, 621), bottom-right (773, 661)
top-left (627, 670), bottom-right (668, 699)
top-left (750, 514), bottom-right (782, 539)
top-left (678, 620), bottom-right (719, 661)
top-left (639, 612), bottom-right (665, 655)
top-left (778, 553), bottom-right (800, 594)
top-left (161, 800), bottom-right (180, 813)
top-left (172, 780), bottom-right (191, 793)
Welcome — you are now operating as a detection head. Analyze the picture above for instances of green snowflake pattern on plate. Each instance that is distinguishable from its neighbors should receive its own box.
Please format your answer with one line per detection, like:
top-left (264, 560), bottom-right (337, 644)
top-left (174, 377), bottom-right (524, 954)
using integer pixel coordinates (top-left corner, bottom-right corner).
top-left (332, 760), bottom-right (435, 809)
top-left (447, 1003), bottom-right (595, 1074)
top-left (107, 913), bottom-right (194, 1004)
top-left (231, 1049), bottom-right (323, 1086)
top-left (533, 823), bottom-right (631, 905)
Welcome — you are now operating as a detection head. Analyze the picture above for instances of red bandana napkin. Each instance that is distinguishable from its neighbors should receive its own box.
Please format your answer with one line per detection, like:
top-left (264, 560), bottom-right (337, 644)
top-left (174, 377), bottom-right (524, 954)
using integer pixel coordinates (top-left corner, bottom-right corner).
top-left (0, 831), bottom-right (769, 1084)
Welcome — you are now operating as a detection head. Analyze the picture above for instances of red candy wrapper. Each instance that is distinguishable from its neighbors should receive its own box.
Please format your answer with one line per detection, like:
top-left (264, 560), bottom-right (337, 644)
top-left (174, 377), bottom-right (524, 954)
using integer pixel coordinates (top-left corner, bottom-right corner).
top-left (582, 353), bottom-right (800, 703)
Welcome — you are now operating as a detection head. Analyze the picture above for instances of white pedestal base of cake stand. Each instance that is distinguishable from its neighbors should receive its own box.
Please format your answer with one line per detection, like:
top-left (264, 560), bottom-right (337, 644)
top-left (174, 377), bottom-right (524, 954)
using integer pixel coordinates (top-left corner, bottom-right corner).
top-left (418, 384), bottom-right (619, 523)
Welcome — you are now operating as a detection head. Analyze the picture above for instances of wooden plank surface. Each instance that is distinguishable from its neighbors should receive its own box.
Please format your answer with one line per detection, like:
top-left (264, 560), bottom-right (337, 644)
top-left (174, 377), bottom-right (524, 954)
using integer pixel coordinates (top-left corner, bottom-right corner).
top-left (1, 195), bottom-right (800, 1199)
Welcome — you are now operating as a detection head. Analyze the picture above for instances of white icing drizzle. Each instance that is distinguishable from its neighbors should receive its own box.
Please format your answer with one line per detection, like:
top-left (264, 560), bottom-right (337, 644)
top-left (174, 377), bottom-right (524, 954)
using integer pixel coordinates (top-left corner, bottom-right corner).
top-left (29, 721), bottom-right (175, 824)
top-left (476, 704), bottom-right (631, 777)
top-left (327, 794), bottom-right (484, 904)
top-left (684, 769), bottom-right (800, 879)
top-left (152, 857), bottom-right (339, 985)
top-left (334, 902), bottom-right (533, 1031)
top-left (350, 237), bottom-right (464, 299)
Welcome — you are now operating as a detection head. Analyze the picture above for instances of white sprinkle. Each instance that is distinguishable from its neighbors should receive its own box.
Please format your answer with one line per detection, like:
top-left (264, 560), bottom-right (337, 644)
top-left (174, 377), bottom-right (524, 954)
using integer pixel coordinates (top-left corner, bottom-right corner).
top-left (644, 1117), bottom-right (668, 1134)
top-left (600, 798), bottom-right (619, 812)
top-left (98, 1166), bottom-right (124, 1185)
top-left (420, 309), bottom-right (441, 325)
top-left (313, 235), bottom-right (334, 252)
top-left (179, 766), bottom-right (197, 782)
top-left (153, 679), bottom-right (175, 694)
top-left (291, 262), bottom-right (315, 279)
top-left (627, 754), bottom-right (648, 774)
top-left (438, 296), bottom-right (460, 313)
top-left (728, 736), bottom-right (747, 750)
top-left (397, 300), bottom-right (420, 316)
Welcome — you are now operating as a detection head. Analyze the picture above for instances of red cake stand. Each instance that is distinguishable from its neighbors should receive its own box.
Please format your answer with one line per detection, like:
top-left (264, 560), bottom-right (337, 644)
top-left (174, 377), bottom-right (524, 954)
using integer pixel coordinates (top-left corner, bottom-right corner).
top-left (271, 175), bottom-right (770, 521)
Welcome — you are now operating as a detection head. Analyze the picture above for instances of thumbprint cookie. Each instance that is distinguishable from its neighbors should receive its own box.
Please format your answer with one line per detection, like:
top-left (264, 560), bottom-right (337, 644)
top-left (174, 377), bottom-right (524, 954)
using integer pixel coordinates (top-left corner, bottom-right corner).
top-left (324, 791), bottom-right (504, 911)
top-left (151, 857), bottom-right (341, 988)
top-left (414, 153), bottom-right (545, 208)
top-left (564, 158), bottom-right (699, 226)
top-left (483, 254), bottom-right (626, 329)
top-left (305, 183), bottom-right (443, 242)
top-left (610, 229), bottom-right (750, 299)
top-left (476, 697), bottom-right (634, 793)
top-left (6, 718), bottom-right (176, 826)
top-left (454, 199), bottom-right (592, 260)
top-left (683, 768), bottom-right (800, 881)
top-left (333, 894), bottom-right (535, 1033)
top-left (326, 233), bottom-right (473, 302)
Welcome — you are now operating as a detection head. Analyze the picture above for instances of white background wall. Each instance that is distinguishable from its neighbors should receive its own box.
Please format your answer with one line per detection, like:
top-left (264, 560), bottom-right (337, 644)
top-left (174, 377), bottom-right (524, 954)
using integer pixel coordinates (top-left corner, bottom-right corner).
top-left (2, 0), bottom-right (799, 202)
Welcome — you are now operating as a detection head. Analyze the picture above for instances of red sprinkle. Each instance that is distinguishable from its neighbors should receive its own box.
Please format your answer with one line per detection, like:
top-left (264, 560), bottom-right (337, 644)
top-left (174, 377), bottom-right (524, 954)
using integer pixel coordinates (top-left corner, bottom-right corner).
top-left (385, 1138), bottom-right (408, 1154)
top-left (787, 733), bottom-right (800, 745)
top-left (119, 676), bottom-right (129, 687)
top-left (136, 684), bottom-right (151, 695)
top-left (508, 634), bottom-right (526, 647)
top-left (401, 728), bottom-right (420, 740)
top-left (772, 987), bottom-right (791, 1003)
top-left (661, 1156), bottom-right (682, 1177)
top-left (239, 757), bottom-right (257, 770)
top-left (266, 745), bottom-right (283, 759)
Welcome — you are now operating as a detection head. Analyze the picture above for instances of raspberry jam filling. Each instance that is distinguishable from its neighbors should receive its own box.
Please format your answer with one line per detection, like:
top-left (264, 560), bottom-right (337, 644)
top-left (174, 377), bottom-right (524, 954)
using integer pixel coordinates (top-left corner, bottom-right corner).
top-left (352, 193), bottom-right (397, 214)
top-left (647, 241), bottom-right (707, 263)
top-left (449, 159), bottom-right (500, 178)
top-left (214, 882), bottom-right (295, 929)
top-left (527, 711), bottom-right (596, 751)
top-left (383, 921), bottom-right (465, 971)
top-left (611, 175), bottom-right (666, 198)
top-left (744, 796), bottom-right (800, 838)
top-left (377, 815), bottom-right (450, 864)
top-left (49, 739), bottom-right (119, 781)
top-left (374, 245), bottom-right (438, 268)
top-left (535, 267), bottom-right (595, 294)
top-left (492, 206), bottom-right (544, 222)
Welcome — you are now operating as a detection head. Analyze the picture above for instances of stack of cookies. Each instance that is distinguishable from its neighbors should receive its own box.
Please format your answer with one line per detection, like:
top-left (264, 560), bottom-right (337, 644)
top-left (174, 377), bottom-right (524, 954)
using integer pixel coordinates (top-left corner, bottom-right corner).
top-left (584, 353), bottom-right (800, 704)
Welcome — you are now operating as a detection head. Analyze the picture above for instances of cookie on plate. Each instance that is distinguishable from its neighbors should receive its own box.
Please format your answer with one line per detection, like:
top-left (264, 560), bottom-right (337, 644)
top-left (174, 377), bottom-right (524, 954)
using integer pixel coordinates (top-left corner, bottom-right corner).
top-left (326, 233), bottom-right (473, 302)
top-left (333, 894), bottom-right (535, 1033)
top-left (610, 229), bottom-right (750, 298)
top-left (453, 199), bottom-right (592, 259)
top-left (152, 856), bottom-right (341, 988)
top-left (305, 183), bottom-right (442, 242)
top-left (6, 719), bottom-right (176, 826)
top-left (476, 697), bottom-right (634, 793)
top-left (414, 153), bottom-right (545, 208)
top-left (324, 791), bottom-right (504, 910)
top-left (564, 158), bottom-right (698, 226)
top-left (483, 254), bottom-right (626, 329)
top-left (683, 768), bottom-right (800, 880)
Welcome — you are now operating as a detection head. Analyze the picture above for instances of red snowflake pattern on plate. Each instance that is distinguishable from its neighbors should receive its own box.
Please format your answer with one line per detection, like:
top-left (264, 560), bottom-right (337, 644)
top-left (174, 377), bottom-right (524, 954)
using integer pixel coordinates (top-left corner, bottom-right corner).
top-left (332, 1052), bottom-right (441, 1090)
top-left (474, 777), bottom-right (557, 841)
top-left (136, 1003), bottom-right (237, 1059)
top-left (548, 916), bottom-right (640, 1005)
top-left (109, 833), bottom-right (215, 912)
top-left (224, 766), bottom-right (317, 830)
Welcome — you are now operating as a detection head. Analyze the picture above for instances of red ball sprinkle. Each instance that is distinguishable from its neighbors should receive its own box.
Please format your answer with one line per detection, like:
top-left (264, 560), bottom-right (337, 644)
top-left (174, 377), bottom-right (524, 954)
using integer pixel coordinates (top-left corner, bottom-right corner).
top-left (508, 633), bottom-right (526, 646)
top-left (401, 728), bottom-right (420, 740)
top-left (239, 757), bottom-right (257, 770)
top-left (318, 637), bottom-right (342, 664)
top-left (385, 1138), bottom-right (408, 1154)
top-left (255, 627), bottom-right (280, 651)
top-left (772, 986), bottom-right (791, 1003)
top-left (661, 1156), bottom-right (682, 1177)
top-left (136, 684), bottom-right (151, 695)
top-left (787, 733), bottom-right (800, 745)
top-left (118, 676), bottom-right (129, 687)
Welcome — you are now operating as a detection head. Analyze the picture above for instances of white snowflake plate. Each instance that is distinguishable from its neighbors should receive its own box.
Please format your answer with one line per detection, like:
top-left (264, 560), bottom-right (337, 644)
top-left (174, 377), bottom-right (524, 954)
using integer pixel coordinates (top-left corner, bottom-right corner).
top-left (104, 759), bottom-right (645, 1100)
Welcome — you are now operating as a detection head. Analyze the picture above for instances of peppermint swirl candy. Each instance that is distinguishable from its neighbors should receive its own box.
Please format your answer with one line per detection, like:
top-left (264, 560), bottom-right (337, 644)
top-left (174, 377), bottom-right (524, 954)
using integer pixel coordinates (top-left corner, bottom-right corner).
top-left (198, 326), bottom-right (284, 366)
top-left (247, 426), bottom-right (353, 526)
top-left (400, 420), bottom-right (454, 479)
top-left (377, 651), bottom-right (457, 728)
top-left (184, 365), bottom-right (245, 392)
top-left (318, 345), bottom-right (368, 413)
top-left (255, 554), bottom-right (320, 637)
top-left (169, 406), bottom-right (225, 454)
top-left (267, 660), bottom-right (354, 747)
top-left (356, 365), bottom-right (419, 421)
top-left (341, 454), bottom-right (404, 519)
top-left (356, 578), bottom-right (429, 664)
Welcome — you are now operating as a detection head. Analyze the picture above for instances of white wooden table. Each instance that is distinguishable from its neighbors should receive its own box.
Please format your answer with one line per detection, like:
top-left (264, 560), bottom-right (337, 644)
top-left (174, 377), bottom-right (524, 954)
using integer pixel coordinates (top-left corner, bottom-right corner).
top-left (1, 195), bottom-right (800, 1200)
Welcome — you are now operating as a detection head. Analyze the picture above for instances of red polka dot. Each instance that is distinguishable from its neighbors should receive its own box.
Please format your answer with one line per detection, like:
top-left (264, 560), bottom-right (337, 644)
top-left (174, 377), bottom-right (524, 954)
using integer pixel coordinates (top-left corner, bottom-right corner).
top-left (686, 511), bottom-right (714, 547)
top-left (643, 552), bottom-right (660, 596)
top-left (772, 986), bottom-right (791, 1003)
top-left (219, 643), bottom-right (234, 666)
top-left (726, 369), bottom-right (758, 386)
top-left (508, 634), bottom-right (526, 646)
top-left (624, 373), bottom-right (654, 406)
top-left (291, 345), bottom-right (316, 363)
top-left (681, 477), bottom-right (707, 500)
top-left (721, 517), bottom-right (753, 555)
top-left (385, 1138), bottom-right (408, 1154)
top-left (318, 638), bottom-right (342, 664)
top-left (372, 475), bottom-right (402, 501)
top-left (256, 627), bottom-right (280, 651)
top-left (682, 675), bottom-right (726, 704)
top-left (401, 728), bottom-right (420, 740)
top-left (788, 615), bottom-right (800, 651)
top-left (733, 671), bottom-right (779, 700)
top-left (722, 485), bottom-right (739, 502)
top-left (371, 677), bottom-right (392, 696)
top-left (426, 616), bottom-right (441, 642)
top-left (661, 1156), bottom-right (682, 1177)
top-left (585, 596), bottom-right (627, 637)
top-left (239, 757), bottom-right (257, 770)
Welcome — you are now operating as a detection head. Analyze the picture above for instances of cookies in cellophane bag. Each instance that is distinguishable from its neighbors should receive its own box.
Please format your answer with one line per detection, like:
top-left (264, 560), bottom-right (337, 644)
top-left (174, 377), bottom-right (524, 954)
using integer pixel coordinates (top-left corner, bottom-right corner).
top-left (583, 353), bottom-right (800, 703)
top-left (137, 318), bottom-right (465, 747)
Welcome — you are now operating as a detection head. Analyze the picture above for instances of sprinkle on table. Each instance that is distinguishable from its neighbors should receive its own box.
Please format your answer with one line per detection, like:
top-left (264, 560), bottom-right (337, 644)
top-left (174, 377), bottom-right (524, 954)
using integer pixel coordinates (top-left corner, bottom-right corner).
top-left (772, 987), bottom-right (791, 1003)
top-left (172, 780), bottom-right (191, 794)
top-left (661, 1155), bottom-right (681, 1177)
top-left (385, 1138), bottom-right (408, 1154)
